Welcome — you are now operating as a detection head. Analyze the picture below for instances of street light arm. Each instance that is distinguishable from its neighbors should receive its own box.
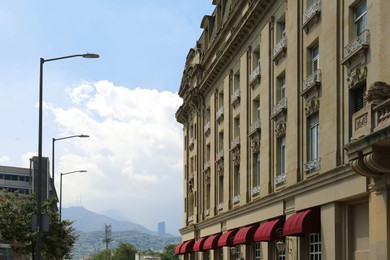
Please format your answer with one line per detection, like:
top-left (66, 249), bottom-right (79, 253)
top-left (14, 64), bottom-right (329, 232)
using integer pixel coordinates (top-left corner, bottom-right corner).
top-left (42, 53), bottom-right (99, 63)
top-left (61, 170), bottom-right (87, 176)
top-left (54, 134), bottom-right (89, 142)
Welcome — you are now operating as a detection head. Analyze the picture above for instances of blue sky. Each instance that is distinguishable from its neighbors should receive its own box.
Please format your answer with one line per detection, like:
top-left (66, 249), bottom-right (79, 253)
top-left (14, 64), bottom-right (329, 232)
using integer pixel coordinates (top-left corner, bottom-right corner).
top-left (0, 1), bottom-right (214, 235)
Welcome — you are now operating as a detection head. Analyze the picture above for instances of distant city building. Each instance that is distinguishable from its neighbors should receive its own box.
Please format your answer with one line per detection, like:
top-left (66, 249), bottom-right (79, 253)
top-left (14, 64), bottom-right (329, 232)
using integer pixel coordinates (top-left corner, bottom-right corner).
top-left (175, 0), bottom-right (390, 259)
top-left (0, 165), bottom-right (31, 195)
top-left (158, 221), bottom-right (166, 237)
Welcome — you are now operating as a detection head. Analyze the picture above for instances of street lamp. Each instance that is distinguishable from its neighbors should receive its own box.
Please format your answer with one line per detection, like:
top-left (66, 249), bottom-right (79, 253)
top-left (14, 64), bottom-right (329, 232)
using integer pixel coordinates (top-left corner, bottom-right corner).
top-left (52, 134), bottom-right (89, 181)
top-left (60, 170), bottom-right (87, 221)
top-left (36, 53), bottom-right (98, 259)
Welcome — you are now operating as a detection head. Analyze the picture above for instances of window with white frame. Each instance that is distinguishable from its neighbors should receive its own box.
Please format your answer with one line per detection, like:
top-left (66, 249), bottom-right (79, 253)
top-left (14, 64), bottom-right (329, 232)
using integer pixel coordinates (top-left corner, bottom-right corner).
top-left (354, 1), bottom-right (367, 36)
top-left (309, 233), bottom-right (322, 260)
top-left (308, 113), bottom-right (319, 161)
top-left (254, 243), bottom-right (261, 260)
top-left (311, 45), bottom-right (319, 73)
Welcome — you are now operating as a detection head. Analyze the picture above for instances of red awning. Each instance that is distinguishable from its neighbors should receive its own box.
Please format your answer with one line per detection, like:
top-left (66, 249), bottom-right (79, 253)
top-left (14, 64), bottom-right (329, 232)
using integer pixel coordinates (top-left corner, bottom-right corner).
top-left (193, 237), bottom-right (208, 252)
top-left (233, 224), bottom-right (258, 245)
top-left (203, 233), bottom-right (222, 250)
top-left (174, 242), bottom-right (183, 255)
top-left (179, 239), bottom-right (195, 254)
top-left (218, 229), bottom-right (238, 247)
top-left (254, 218), bottom-right (284, 242)
top-left (283, 207), bottom-right (320, 236)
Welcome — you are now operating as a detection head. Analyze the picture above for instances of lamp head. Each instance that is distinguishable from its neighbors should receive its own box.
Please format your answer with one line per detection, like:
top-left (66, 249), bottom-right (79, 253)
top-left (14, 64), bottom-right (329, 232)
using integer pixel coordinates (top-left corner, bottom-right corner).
top-left (276, 240), bottom-right (286, 253)
top-left (79, 134), bottom-right (90, 138)
top-left (82, 53), bottom-right (99, 59)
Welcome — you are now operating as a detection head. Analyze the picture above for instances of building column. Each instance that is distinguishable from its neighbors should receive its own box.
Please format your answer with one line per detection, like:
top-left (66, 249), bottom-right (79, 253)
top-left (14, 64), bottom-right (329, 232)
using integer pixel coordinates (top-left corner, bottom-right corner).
top-left (369, 177), bottom-right (390, 260)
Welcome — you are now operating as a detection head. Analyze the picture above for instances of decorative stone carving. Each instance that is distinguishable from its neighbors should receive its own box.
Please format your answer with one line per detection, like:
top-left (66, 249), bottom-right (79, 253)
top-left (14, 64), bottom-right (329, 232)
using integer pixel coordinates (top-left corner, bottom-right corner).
top-left (217, 163), bottom-right (224, 176)
top-left (251, 139), bottom-right (260, 153)
top-left (355, 113), bottom-right (368, 131)
top-left (347, 65), bottom-right (367, 89)
top-left (305, 98), bottom-right (320, 117)
top-left (275, 122), bottom-right (286, 138)
top-left (365, 81), bottom-right (390, 104)
top-left (232, 151), bottom-right (240, 166)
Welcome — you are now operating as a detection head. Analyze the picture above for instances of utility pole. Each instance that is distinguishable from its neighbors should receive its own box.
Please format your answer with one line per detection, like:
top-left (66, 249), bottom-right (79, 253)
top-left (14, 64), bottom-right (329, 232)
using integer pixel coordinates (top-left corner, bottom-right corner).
top-left (103, 224), bottom-right (112, 257)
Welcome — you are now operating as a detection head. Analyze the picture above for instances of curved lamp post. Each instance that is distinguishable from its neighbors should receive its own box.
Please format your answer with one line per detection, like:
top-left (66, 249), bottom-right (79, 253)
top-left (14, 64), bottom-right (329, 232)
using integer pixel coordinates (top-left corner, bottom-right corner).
top-left (52, 134), bottom-right (89, 181)
top-left (36, 53), bottom-right (98, 259)
top-left (60, 170), bottom-right (87, 221)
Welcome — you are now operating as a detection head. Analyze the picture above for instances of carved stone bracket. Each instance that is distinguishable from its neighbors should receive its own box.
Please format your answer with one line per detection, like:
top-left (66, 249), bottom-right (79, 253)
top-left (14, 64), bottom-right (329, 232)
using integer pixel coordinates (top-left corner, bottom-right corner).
top-left (232, 151), bottom-right (240, 166)
top-left (305, 98), bottom-right (320, 117)
top-left (251, 139), bottom-right (260, 153)
top-left (350, 150), bottom-right (390, 178)
top-left (365, 81), bottom-right (390, 104)
top-left (347, 65), bottom-right (367, 89)
top-left (275, 122), bottom-right (286, 138)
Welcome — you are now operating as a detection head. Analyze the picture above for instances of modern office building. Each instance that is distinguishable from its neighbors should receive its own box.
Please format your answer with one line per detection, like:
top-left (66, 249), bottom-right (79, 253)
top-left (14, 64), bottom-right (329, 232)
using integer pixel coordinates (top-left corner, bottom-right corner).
top-left (0, 165), bottom-right (31, 195)
top-left (175, 0), bottom-right (390, 259)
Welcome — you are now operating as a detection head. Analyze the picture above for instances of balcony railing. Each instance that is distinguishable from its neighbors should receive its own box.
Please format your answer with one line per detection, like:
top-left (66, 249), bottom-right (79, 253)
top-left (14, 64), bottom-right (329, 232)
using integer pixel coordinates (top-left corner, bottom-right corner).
top-left (204, 121), bottom-right (211, 134)
top-left (341, 30), bottom-right (370, 65)
top-left (304, 158), bottom-right (321, 173)
top-left (231, 88), bottom-right (241, 105)
top-left (250, 119), bottom-right (261, 135)
top-left (204, 160), bottom-right (210, 170)
top-left (272, 35), bottom-right (287, 62)
top-left (218, 202), bottom-right (224, 211)
top-left (233, 195), bottom-right (240, 204)
top-left (301, 70), bottom-right (321, 97)
top-left (374, 98), bottom-right (390, 131)
top-left (303, 0), bottom-right (321, 32)
top-left (249, 64), bottom-right (261, 85)
top-left (216, 150), bottom-right (224, 162)
top-left (272, 97), bottom-right (287, 118)
top-left (231, 136), bottom-right (240, 149)
top-left (216, 107), bottom-right (224, 121)
top-left (275, 173), bottom-right (286, 186)
top-left (251, 185), bottom-right (260, 196)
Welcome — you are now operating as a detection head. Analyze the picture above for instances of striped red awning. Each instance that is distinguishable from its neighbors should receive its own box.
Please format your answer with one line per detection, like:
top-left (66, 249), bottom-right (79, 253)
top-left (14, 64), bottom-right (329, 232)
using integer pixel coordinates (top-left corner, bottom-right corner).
top-left (232, 224), bottom-right (258, 245)
top-left (203, 233), bottom-right (222, 250)
top-left (193, 237), bottom-right (208, 252)
top-left (179, 239), bottom-right (195, 254)
top-left (283, 207), bottom-right (320, 236)
top-left (174, 242), bottom-right (183, 255)
top-left (218, 229), bottom-right (238, 247)
top-left (253, 218), bottom-right (284, 242)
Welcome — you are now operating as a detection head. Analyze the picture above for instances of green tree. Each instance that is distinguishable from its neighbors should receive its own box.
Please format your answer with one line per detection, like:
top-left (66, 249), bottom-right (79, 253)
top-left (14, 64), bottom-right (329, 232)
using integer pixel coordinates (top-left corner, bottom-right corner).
top-left (160, 243), bottom-right (179, 260)
top-left (0, 192), bottom-right (77, 259)
top-left (112, 242), bottom-right (137, 260)
top-left (90, 249), bottom-right (112, 260)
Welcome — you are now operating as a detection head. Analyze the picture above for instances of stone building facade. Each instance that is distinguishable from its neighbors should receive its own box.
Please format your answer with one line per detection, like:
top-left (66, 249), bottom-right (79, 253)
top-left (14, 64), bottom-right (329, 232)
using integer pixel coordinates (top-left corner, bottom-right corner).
top-left (175, 0), bottom-right (390, 259)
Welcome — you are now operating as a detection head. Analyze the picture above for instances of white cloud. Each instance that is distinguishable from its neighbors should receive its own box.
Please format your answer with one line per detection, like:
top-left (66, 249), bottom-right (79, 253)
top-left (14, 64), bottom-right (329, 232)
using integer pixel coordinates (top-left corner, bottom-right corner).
top-left (48, 80), bottom-right (184, 233)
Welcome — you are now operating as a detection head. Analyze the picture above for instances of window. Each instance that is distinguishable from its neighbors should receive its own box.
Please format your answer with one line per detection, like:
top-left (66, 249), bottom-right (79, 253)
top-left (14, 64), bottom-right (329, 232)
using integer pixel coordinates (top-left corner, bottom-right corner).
top-left (253, 98), bottom-right (261, 122)
top-left (311, 45), bottom-right (319, 73)
top-left (254, 243), bottom-right (261, 260)
top-left (279, 75), bottom-right (286, 100)
top-left (234, 117), bottom-right (240, 139)
top-left (354, 1), bottom-right (367, 36)
top-left (234, 166), bottom-right (240, 196)
top-left (218, 132), bottom-right (224, 152)
top-left (352, 84), bottom-right (366, 112)
top-left (279, 137), bottom-right (286, 176)
top-left (253, 153), bottom-right (261, 188)
top-left (218, 174), bottom-right (224, 205)
top-left (309, 233), bottom-right (322, 260)
top-left (308, 113), bottom-right (319, 161)
top-left (252, 47), bottom-right (260, 70)
top-left (219, 91), bottom-right (224, 108)
top-left (234, 71), bottom-right (240, 91)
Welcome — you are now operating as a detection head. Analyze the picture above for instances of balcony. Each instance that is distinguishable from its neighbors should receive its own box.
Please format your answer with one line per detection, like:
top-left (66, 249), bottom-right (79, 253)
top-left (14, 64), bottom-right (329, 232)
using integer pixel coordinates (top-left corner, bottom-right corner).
top-left (301, 70), bottom-right (321, 97)
top-left (251, 185), bottom-right (260, 196)
top-left (233, 195), bottom-right (240, 204)
top-left (203, 161), bottom-right (210, 172)
top-left (217, 202), bottom-right (224, 211)
top-left (249, 119), bottom-right (261, 136)
top-left (216, 150), bottom-right (224, 162)
top-left (275, 173), bottom-right (286, 186)
top-left (249, 64), bottom-right (261, 86)
top-left (231, 88), bottom-right (241, 106)
top-left (231, 136), bottom-right (240, 150)
top-left (271, 97), bottom-right (287, 118)
top-left (302, 0), bottom-right (321, 33)
top-left (304, 158), bottom-right (321, 173)
top-left (188, 137), bottom-right (194, 150)
top-left (345, 81), bottom-right (390, 178)
top-left (341, 30), bottom-right (370, 66)
top-left (216, 107), bottom-right (224, 122)
top-left (272, 35), bottom-right (287, 63)
top-left (204, 121), bottom-right (211, 135)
